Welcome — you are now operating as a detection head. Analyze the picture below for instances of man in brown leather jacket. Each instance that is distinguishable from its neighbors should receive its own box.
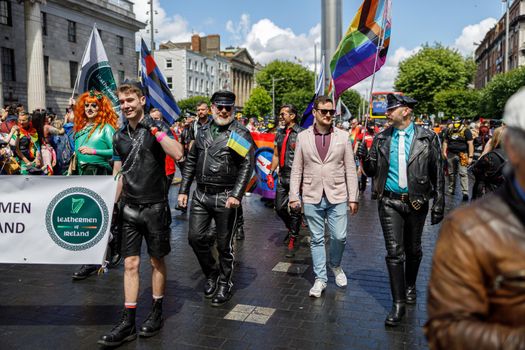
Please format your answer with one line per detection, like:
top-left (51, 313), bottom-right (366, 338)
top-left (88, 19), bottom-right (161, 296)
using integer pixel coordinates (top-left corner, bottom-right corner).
top-left (425, 88), bottom-right (525, 349)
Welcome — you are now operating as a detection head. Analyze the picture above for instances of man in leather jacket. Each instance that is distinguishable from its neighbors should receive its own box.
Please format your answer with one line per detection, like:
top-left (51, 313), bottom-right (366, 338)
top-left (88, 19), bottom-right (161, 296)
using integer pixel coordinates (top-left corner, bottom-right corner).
top-left (357, 94), bottom-right (445, 326)
top-left (425, 88), bottom-right (525, 350)
top-left (178, 90), bottom-right (255, 306)
top-left (268, 104), bottom-right (304, 257)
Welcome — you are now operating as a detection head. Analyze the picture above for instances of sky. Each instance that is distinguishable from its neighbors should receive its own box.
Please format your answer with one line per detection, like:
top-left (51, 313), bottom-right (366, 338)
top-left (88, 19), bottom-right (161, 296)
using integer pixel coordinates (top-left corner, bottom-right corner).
top-left (131, 0), bottom-right (507, 96)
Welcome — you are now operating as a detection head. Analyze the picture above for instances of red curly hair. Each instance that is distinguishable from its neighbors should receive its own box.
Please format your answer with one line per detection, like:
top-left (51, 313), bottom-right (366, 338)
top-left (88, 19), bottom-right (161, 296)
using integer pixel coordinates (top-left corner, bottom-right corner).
top-left (74, 90), bottom-right (118, 137)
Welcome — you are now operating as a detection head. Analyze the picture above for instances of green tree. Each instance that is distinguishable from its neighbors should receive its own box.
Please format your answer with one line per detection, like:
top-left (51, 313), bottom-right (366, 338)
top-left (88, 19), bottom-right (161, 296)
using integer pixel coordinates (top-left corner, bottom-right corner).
top-left (394, 44), bottom-right (476, 114)
top-left (281, 89), bottom-right (312, 117)
top-left (243, 86), bottom-right (272, 119)
top-left (433, 89), bottom-right (481, 120)
top-left (256, 60), bottom-right (315, 113)
top-left (340, 89), bottom-right (365, 119)
top-left (177, 95), bottom-right (210, 115)
top-left (479, 66), bottom-right (525, 119)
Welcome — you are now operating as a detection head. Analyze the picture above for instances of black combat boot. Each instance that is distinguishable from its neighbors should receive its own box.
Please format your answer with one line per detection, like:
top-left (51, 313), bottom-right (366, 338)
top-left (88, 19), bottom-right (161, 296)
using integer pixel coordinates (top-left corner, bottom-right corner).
top-left (204, 272), bottom-right (219, 299)
top-left (139, 299), bottom-right (163, 337)
top-left (98, 308), bottom-right (137, 346)
top-left (385, 262), bottom-right (406, 327)
top-left (211, 284), bottom-right (232, 306)
top-left (72, 264), bottom-right (99, 280)
top-left (405, 257), bottom-right (422, 305)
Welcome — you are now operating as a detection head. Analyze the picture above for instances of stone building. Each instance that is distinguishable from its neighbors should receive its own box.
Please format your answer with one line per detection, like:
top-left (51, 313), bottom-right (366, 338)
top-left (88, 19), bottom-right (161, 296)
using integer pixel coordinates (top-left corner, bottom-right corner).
top-left (0, 0), bottom-right (144, 114)
top-left (474, 0), bottom-right (525, 89)
top-left (220, 47), bottom-right (256, 108)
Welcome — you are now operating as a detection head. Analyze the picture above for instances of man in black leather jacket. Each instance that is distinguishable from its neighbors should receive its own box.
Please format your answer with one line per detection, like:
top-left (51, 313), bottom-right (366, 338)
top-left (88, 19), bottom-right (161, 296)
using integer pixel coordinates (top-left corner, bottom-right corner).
top-left (178, 90), bottom-right (255, 306)
top-left (357, 94), bottom-right (445, 327)
top-left (268, 104), bottom-right (303, 257)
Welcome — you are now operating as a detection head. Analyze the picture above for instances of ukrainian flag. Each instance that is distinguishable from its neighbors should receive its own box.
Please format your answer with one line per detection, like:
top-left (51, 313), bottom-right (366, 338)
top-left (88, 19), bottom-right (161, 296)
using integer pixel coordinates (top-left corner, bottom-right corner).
top-left (227, 131), bottom-right (251, 157)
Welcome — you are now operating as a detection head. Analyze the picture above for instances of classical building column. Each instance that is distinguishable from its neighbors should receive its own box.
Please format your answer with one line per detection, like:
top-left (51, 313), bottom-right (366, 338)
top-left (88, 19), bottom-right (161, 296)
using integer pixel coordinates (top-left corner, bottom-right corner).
top-left (25, 0), bottom-right (46, 111)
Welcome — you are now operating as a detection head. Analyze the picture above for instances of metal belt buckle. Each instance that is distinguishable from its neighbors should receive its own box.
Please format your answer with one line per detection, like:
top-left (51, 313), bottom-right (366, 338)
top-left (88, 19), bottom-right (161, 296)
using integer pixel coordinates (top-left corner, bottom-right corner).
top-left (411, 200), bottom-right (422, 211)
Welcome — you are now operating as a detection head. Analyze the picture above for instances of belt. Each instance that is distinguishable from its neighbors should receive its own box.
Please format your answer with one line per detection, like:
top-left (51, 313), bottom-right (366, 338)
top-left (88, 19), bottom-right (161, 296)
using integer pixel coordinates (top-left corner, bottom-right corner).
top-left (197, 184), bottom-right (233, 194)
top-left (383, 190), bottom-right (410, 202)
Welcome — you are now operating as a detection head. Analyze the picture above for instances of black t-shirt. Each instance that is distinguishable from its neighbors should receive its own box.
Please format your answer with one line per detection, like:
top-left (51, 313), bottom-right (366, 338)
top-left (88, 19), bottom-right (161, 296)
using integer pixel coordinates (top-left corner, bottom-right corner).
top-left (113, 118), bottom-right (170, 204)
top-left (446, 127), bottom-right (473, 154)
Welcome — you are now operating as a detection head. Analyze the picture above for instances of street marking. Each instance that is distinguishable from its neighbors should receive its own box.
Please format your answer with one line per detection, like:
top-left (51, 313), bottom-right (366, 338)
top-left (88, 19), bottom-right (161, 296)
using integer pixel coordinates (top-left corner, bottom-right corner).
top-left (272, 262), bottom-right (309, 274)
top-left (224, 304), bottom-right (276, 325)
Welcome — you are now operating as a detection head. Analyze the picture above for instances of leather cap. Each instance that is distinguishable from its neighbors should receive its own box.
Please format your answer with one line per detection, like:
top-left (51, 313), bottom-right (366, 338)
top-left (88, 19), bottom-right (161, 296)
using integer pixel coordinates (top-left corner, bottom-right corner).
top-left (211, 90), bottom-right (236, 106)
top-left (386, 94), bottom-right (418, 111)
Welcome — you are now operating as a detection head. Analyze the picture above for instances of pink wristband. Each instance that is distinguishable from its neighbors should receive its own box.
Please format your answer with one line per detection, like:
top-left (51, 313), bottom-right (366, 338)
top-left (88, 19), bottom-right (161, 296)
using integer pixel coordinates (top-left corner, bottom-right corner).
top-left (92, 148), bottom-right (97, 155)
top-left (156, 132), bottom-right (167, 142)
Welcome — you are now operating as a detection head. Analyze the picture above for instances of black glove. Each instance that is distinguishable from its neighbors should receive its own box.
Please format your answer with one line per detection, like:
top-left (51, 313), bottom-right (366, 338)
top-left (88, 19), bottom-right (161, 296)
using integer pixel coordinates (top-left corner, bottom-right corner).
top-left (431, 210), bottom-right (444, 225)
top-left (139, 115), bottom-right (158, 130)
top-left (356, 142), bottom-right (368, 159)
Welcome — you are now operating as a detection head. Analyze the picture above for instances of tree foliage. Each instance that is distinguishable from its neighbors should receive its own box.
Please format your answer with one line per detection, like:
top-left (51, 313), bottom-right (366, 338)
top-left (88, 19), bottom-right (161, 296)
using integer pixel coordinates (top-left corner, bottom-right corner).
top-left (394, 44), bottom-right (476, 114)
top-left (255, 60), bottom-right (315, 113)
top-left (281, 89), bottom-right (313, 117)
top-left (177, 95), bottom-right (210, 115)
top-left (340, 89), bottom-right (365, 119)
top-left (478, 66), bottom-right (525, 119)
top-left (433, 89), bottom-right (481, 120)
top-left (243, 86), bottom-right (272, 119)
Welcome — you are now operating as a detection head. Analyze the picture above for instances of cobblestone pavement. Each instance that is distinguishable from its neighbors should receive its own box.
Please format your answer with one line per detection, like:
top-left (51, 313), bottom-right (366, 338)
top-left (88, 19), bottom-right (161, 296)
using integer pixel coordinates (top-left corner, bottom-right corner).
top-left (0, 181), bottom-right (466, 349)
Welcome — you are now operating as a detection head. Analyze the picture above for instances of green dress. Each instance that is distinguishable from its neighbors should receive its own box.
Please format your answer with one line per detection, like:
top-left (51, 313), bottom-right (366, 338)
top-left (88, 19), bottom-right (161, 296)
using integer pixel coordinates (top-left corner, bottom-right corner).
top-left (74, 123), bottom-right (115, 175)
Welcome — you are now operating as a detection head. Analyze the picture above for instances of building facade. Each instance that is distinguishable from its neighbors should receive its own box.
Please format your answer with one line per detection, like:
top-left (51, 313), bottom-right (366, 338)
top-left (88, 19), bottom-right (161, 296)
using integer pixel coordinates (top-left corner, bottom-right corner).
top-left (475, 0), bottom-right (525, 89)
top-left (0, 0), bottom-right (144, 114)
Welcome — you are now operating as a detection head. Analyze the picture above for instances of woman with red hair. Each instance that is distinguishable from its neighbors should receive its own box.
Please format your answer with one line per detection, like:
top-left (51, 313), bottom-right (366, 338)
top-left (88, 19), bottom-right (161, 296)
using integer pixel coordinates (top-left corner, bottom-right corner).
top-left (72, 89), bottom-right (118, 175)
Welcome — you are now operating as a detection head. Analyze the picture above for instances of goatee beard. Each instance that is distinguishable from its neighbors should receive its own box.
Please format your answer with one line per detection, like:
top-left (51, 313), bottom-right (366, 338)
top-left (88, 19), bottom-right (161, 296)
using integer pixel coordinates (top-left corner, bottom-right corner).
top-left (213, 114), bottom-right (233, 126)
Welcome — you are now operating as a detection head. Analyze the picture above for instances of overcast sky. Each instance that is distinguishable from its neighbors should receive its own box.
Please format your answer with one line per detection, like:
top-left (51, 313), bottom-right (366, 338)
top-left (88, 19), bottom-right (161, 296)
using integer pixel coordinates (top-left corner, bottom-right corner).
top-left (132, 0), bottom-right (505, 95)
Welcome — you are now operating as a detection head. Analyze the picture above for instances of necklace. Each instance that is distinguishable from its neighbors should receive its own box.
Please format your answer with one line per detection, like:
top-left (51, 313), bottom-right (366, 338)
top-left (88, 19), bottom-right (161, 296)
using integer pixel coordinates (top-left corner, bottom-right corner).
top-left (119, 124), bottom-right (145, 176)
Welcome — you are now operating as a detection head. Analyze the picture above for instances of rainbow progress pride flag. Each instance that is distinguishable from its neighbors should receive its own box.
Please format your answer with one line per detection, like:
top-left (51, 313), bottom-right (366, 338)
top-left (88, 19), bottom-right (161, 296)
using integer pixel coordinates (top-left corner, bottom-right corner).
top-left (330, 0), bottom-right (391, 99)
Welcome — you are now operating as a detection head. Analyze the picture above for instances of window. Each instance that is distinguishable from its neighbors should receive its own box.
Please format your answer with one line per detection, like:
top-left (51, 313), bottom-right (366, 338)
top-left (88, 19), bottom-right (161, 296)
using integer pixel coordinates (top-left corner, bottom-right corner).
top-left (188, 59), bottom-right (192, 71)
top-left (68, 21), bottom-right (76, 42)
top-left (188, 76), bottom-right (193, 91)
top-left (117, 35), bottom-right (124, 55)
top-left (1, 47), bottom-right (15, 81)
top-left (193, 61), bottom-right (197, 71)
top-left (118, 70), bottom-right (125, 83)
top-left (200, 62), bottom-right (204, 73)
top-left (210, 66), bottom-right (214, 75)
top-left (44, 55), bottom-right (49, 85)
top-left (0, 0), bottom-right (12, 26)
top-left (69, 61), bottom-right (78, 88)
top-left (166, 58), bottom-right (172, 69)
top-left (41, 12), bottom-right (47, 36)
top-left (167, 77), bottom-right (173, 89)
top-left (211, 82), bottom-right (214, 92)
top-left (200, 79), bottom-right (203, 92)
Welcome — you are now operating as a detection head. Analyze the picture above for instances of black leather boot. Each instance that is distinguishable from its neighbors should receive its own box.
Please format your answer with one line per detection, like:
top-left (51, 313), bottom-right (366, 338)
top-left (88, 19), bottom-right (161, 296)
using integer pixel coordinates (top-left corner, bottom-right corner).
top-left (405, 257), bottom-right (421, 305)
top-left (139, 299), bottom-right (163, 337)
top-left (72, 264), bottom-right (99, 280)
top-left (204, 273), bottom-right (219, 298)
top-left (211, 284), bottom-right (232, 306)
top-left (385, 262), bottom-right (406, 326)
top-left (98, 308), bottom-right (137, 346)
top-left (285, 233), bottom-right (298, 258)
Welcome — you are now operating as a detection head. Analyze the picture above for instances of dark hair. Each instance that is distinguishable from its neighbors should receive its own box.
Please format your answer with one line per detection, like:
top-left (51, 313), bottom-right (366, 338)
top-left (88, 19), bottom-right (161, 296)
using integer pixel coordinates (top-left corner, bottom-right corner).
top-left (31, 109), bottom-right (47, 146)
top-left (313, 95), bottom-right (333, 109)
top-left (280, 104), bottom-right (300, 123)
top-left (196, 100), bottom-right (209, 108)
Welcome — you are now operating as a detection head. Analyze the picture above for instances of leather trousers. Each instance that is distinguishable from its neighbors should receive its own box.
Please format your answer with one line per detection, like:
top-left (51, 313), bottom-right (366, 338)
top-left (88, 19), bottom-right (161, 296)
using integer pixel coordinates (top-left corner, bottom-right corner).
top-left (188, 188), bottom-right (238, 288)
top-left (275, 181), bottom-right (302, 236)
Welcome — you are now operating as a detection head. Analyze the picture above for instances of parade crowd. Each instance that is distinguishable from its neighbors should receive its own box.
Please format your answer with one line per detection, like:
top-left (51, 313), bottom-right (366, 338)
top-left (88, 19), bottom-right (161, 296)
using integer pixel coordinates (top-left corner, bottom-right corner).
top-left (0, 84), bottom-right (524, 349)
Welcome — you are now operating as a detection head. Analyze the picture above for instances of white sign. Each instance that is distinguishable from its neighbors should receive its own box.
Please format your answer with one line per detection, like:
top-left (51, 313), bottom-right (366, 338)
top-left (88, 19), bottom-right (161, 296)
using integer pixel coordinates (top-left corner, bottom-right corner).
top-left (0, 176), bottom-right (117, 264)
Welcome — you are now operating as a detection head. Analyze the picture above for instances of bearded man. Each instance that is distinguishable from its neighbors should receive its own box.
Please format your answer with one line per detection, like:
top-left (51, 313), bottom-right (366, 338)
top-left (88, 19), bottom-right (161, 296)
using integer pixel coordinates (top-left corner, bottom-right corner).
top-left (178, 90), bottom-right (254, 306)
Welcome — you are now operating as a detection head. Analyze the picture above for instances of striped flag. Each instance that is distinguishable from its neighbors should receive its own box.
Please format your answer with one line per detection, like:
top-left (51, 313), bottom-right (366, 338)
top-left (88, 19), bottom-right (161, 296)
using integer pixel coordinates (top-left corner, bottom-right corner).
top-left (301, 55), bottom-right (326, 128)
top-left (140, 39), bottom-right (180, 125)
top-left (227, 131), bottom-right (252, 157)
top-left (330, 0), bottom-right (392, 99)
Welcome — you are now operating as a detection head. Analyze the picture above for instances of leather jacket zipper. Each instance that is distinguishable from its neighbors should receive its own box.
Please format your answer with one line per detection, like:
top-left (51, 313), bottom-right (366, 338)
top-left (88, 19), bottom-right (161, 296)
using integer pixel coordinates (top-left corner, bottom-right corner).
top-left (202, 147), bottom-right (208, 175)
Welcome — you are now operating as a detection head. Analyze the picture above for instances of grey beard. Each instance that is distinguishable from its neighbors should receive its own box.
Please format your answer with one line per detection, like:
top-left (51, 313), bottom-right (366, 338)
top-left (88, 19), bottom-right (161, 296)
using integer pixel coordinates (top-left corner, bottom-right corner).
top-left (213, 114), bottom-right (234, 126)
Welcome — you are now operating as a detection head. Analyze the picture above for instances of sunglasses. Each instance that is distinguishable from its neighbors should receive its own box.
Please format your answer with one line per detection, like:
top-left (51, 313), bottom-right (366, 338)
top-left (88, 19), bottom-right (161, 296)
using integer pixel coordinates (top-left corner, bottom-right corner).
top-left (316, 109), bottom-right (335, 116)
top-left (216, 105), bottom-right (233, 112)
top-left (84, 103), bottom-right (98, 109)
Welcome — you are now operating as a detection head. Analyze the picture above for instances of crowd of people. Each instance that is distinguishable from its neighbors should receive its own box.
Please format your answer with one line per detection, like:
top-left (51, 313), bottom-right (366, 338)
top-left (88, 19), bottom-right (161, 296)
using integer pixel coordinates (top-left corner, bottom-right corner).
top-left (1, 85), bottom-right (523, 349)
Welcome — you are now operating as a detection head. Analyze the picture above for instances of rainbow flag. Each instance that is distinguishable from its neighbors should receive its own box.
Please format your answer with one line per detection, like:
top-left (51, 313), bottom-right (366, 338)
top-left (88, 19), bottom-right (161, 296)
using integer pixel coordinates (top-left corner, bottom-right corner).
top-left (248, 132), bottom-right (276, 199)
top-left (227, 131), bottom-right (252, 157)
top-left (330, 0), bottom-right (392, 99)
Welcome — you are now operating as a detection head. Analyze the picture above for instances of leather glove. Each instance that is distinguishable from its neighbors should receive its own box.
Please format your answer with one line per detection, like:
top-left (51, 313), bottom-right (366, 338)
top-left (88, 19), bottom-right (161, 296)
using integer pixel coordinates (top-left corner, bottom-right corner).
top-left (266, 173), bottom-right (275, 190)
top-left (139, 115), bottom-right (158, 131)
top-left (431, 210), bottom-right (444, 225)
top-left (356, 142), bottom-right (368, 159)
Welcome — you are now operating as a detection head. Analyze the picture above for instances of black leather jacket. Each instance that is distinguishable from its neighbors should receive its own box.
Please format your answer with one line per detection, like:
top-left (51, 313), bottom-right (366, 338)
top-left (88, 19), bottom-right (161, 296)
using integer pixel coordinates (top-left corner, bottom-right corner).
top-left (363, 125), bottom-right (445, 214)
top-left (179, 120), bottom-right (255, 200)
top-left (275, 124), bottom-right (303, 184)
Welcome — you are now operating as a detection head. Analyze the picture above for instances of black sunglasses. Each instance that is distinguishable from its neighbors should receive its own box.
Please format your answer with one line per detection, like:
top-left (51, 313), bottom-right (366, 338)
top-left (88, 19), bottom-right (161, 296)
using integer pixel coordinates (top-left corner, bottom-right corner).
top-left (84, 103), bottom-right (98, 108)
top-left (316, 108), bottom-right (336, 116)
top-left (216, 105), bottom-right (233, 112)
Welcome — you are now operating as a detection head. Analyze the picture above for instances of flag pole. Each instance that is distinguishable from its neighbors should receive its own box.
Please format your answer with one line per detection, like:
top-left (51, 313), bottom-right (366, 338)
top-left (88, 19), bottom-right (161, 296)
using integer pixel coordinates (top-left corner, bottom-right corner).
top-left (71, 24), bottom-right (97, 101)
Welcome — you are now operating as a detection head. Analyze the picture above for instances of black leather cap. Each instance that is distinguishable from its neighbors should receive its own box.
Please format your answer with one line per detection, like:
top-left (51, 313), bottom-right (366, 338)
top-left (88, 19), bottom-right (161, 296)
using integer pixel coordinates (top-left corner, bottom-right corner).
top-left (386, 94), bottom-right (417, 110)
top-left (211, 90), bottom-right (236, 106)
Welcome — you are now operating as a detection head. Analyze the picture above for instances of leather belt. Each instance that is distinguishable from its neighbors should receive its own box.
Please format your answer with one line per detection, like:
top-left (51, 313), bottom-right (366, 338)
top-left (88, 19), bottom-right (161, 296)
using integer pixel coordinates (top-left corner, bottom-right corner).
top-left (383, 190), bottom-right (410, 203)
top-left (197, 184), bottom-right (233, 194)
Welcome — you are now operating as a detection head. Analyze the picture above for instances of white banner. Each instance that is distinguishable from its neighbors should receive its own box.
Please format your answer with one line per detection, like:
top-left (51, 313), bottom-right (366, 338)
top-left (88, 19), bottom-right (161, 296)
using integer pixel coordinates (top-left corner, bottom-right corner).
top-left (0, 176), bottom-right (117, 264)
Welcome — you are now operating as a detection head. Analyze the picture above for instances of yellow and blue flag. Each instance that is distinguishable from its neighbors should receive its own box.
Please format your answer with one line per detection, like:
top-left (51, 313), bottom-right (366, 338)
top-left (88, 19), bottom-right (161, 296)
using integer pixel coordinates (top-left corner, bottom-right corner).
top-left (227, 131), bottom-right (251, 157)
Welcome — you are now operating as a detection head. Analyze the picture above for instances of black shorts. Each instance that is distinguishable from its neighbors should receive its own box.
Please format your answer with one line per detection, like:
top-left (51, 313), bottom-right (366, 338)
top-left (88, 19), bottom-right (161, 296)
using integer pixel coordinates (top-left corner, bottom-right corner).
top-left (121, 201), bottom-right (172, 258)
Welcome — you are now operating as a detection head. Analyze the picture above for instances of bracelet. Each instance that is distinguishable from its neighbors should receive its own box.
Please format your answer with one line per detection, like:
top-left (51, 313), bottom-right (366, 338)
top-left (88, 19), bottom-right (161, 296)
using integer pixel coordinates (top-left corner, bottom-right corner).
top-left (150, 127), bottom-right (159, 136)
top-left (92, 148), bottom-right (97, 155)
top-left (156, 132), bottom-right (167, 142)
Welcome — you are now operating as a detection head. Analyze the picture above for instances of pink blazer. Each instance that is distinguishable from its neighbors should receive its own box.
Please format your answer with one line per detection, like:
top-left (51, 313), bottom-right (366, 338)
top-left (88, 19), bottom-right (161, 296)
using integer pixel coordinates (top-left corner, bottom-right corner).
top-left (289, 126), bottom-right (359, 205)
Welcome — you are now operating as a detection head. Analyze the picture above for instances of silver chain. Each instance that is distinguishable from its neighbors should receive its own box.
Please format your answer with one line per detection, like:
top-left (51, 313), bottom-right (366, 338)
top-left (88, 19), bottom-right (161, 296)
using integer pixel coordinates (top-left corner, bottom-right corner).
top-left (119, 125), bottom-right (146, 176)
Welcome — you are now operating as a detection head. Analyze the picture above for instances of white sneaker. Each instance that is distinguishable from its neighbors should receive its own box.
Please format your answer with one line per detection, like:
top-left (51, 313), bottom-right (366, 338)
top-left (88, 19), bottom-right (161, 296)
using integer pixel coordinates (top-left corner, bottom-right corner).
top-left (309, 279), bottom-right (327, 297)
top-left (331, 266), bottom-right (348, 287)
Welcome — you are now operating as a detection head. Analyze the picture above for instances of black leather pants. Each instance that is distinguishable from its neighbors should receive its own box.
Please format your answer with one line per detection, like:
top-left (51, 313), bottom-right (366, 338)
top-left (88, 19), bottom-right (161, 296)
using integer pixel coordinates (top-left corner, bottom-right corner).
top-left (275, 181), bottom-right (302, 236)
top-left (188, 188), bottom-right (238, 288)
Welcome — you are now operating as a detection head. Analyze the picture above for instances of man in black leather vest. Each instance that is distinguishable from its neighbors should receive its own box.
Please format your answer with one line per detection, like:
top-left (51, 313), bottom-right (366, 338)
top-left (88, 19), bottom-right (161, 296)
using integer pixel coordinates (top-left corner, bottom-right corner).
top-left (178, 90), bottom-right (255, 306)
top-left (357, 94), bottom-right (444, 327)
top-left (268, 104), bottom-right (303, 257)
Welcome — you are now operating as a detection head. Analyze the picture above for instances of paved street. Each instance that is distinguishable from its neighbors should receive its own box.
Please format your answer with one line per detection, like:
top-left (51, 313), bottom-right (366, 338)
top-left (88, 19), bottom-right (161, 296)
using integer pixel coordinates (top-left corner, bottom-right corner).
top-left (0, 181), bottom-right (464, 350)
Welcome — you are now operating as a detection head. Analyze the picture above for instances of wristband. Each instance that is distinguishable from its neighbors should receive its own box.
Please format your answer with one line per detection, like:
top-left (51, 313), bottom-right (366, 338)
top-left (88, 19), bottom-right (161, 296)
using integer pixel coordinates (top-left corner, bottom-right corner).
top-left (150, 127), bottom-right (159, 136)
top-left (92, 148), bottom-right (97, 155)
top-left (156, 132), bottom-right (167, 142)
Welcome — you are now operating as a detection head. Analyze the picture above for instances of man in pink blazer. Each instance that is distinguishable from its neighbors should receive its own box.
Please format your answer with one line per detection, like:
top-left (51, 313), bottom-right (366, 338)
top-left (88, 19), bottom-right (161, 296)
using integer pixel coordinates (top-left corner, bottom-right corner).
top-left (289, 95), bottom-right (359, 297)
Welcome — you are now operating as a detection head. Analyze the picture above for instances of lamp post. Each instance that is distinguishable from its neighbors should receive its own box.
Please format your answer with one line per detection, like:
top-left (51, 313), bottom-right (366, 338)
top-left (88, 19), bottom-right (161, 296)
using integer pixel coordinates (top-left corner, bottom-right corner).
top-left (503, 0), bottom-right (510, 72)
top-left (272, 77), bottom-right (284, 118)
